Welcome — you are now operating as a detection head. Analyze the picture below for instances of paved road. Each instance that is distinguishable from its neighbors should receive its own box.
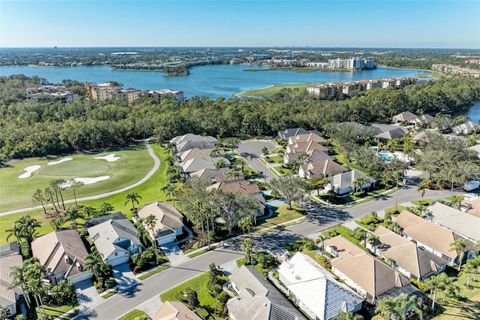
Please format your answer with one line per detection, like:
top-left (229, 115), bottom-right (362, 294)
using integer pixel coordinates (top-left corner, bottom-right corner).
top-left (76, 186), bottom-right (461, 319)
top-left (0, 141), bottom-right (160, 216)
top-left (75, 249), bottom-right (243, 320)
top-left (245, 157), bottom-right (278, 182)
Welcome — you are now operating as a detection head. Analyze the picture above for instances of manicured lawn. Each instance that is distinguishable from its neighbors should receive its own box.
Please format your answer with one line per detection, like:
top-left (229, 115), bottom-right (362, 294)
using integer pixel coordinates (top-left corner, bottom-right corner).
top-left (236, 83), bottom-right (312, 97)
top-left (255, 204), bottom-right (305, 229)
top-left (321, 225), bottom-right (360, 245)
top-left (100, 289), bottom-right (117, 299)
top-left (0, 144), bottom-right (154, 212)
top-left (118, 309), bottom-right (151, 320)
top-left (137, 264), bottom-right (170, 280)
top-left (36, 304), bottom-right (77, 319)
top-left (186, 248), bottom-right (208, 258)
top-left (0, 144), bottom-right (171, 244)
top-left (264, 156), bottom-right (283, 164)
top-left (160, 272), bottom-right (222, 310)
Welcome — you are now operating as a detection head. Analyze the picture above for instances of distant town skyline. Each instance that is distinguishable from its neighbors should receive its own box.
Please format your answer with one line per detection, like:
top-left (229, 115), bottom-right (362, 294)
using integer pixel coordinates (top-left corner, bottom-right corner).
top-left (0, 0), bottom-right (479, 49)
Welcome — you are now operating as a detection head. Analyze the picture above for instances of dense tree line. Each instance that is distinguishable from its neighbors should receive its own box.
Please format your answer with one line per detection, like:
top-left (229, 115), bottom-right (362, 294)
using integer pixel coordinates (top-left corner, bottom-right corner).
top-left (0, 75), bottom-right (479, 160)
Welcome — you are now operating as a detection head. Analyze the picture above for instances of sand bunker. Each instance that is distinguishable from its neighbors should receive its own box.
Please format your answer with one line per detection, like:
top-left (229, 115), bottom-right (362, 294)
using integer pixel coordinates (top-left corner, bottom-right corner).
top-left (47, 157), bottom-right (73, 166)
top-left (18, 165), bottom-right (41, 179)
top-left (61, 176), bottom-right (111, 187)
top-left (95, 154), bottom-right (121, 162)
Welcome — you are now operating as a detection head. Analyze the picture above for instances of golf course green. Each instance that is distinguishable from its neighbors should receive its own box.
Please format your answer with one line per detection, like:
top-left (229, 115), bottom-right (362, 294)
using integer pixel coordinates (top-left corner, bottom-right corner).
top-left (0, 144), bottom-right (154, 212)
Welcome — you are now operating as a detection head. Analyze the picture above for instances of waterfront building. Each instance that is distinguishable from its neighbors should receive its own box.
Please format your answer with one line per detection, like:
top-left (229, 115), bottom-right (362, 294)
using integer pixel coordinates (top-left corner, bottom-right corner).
top-left (432, 64), bottom-right (480, 78)
top-left (144, 89), bottom-right (184, 102)
top-left (26, 85), bottom-right (80, 103)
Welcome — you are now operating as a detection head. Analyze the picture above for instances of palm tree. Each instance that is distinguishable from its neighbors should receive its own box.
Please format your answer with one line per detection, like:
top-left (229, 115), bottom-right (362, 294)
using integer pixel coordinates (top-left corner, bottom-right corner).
top-left (9, 263), bottom-right (32, 308)
top-left (44, 187), bottom-right (58, 212)
top-left (310, 177), bottom-right (329, 196)
top-left (125, 192), bottom-right (142, 213)
top-left (135, 218), bottom-right (153, 247)
top-left (317, 234), bottom-right (325, 254)
top-left (394, 294), bottom-right (423, 320)
top-left (144, 214), bottom-right (159, 264)
top-left (424, 273), bottom-right (458, 309)
top-left (22, 259), bottom-right (48, 318)
top-left (375, 296), bottom-right (396, 319)
top-left (50, 179), bottom-right (66, 210)
top-left (15, 216), bottom-right (41, 257)
top-left (464, 262), bottom-right (475, 289)
top-left (68, 179), bottom-right (83, 206)
top-left (416, 179), bottom-right (431, 198)
top-left (162, 184), bottom-right (176, 202)
top-left (84, 250), bottom-right (107, 283)
top-left (367, 234), bottom-right (381, 250)
top-left (451, 238), bottom-right (467, 270)
top-left (242, 238), bottom-right (253, 265)
top-left (352, 176), bottom-right (369, 193)
top-left (65, 206), bottom-right (82, 229)
top-left (32, 189), bottom-right (47, 215)
top-left (6, 223), bottom-right (22, 245)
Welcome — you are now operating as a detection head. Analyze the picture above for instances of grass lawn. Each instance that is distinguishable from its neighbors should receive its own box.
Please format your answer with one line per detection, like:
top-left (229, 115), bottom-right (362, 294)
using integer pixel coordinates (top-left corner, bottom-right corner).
top-left (160, 272), bottom-right (224, 312)
top-left (118, 309), bottom-right (151, 320)
top-left (100, 289), bottom-right (117, 299)
top-left (137, 265), bottom-right (170, 280)
top-left (236, 257), bottom-right (271, 275)
top-left (271, 166), bottom-right (296, 176)
top-left (0, 144), bottom-right (154, 212)
top-left (186, 248), bottom-right (208, 258)
top-left (36, 304), bottom-right (77, 319)
top-left (236, 83), bottom-right (312, 97)
top-left (321, 225), bottom-right (360, 245)
top-left (255, 204), bottom-right (305, 229)
top-left (264, 156), bottom-right (283, 164)
top-left (432, 271), bottom-right (480, 320)
top-left (0, 144), bottom-right (170, 244)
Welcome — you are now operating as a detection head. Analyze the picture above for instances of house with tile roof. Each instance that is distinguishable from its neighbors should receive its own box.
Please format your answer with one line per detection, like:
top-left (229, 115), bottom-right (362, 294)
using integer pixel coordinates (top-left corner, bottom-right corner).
top-left (32, 230), bottom-right (91, 284)
top-left (153, 300), bottom-right (201, 320)
top-left (395, 211), bottom-right (477, 266)
top-left (88, 217), bottom-right (143, 266)
top-left (324, 236), bottom-right (417, 304)
top-left (0, 244), bottom-right (23, 317)
top-left (227, 265), bottom-right (306, 320)
top-left (278, 128), bottom-right (308, 140)
top-left (392, 111), bottom-right (420, 125)
top-left (278, 253), bottom-right (363, 320)
top-left (299, 155), bottom-right (347, 179)
top-left (286, 141), bottom-right (328, 154)
top-left (170, 134), bottom-right (218, 153)
top-left (137, 202), bottom-right (187, 245)
top-left (369, 226), bottom-right (447, 279)
top-left (287, 132), bottom-right (326, 145)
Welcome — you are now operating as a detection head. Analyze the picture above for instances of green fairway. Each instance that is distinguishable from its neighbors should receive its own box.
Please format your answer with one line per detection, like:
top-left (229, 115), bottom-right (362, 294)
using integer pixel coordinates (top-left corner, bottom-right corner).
top-left (236, 83), bottom-right (312, 97)
top-left (0, 144), bottom-right (154, 212)
top-left (0, 144), bottom-right (170, 245)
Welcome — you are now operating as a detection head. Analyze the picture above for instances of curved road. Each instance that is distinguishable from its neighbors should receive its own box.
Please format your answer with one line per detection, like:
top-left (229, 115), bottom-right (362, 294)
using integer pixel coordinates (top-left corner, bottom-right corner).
top-left (0, 141), bottom-right (161, 217)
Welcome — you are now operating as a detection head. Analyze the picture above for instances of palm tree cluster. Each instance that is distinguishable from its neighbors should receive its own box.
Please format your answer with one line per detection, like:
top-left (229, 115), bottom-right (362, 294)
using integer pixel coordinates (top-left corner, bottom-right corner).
top-left (178, 178), bottom-right (260, 249)
top-left (84, 249), bottom-right (113, 290)
top-left (32, 179), bottom-right (84, 216)
top-left (424, 272), bottom-right (459, 311)
top-left (375, 294), bottom-right (423, 320)
top-left (10, 258), bottom-right (76, 318)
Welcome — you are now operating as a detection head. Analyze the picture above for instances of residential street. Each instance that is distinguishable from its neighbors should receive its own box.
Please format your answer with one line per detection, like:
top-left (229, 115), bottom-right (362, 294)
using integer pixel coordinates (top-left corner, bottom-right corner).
top-left (73, 185), bottom-right (462, 319)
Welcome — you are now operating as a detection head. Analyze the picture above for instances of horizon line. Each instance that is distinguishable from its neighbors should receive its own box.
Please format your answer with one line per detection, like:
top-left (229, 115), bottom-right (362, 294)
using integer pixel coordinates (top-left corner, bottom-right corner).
top-left (1, 46), bottom-right (480, 50)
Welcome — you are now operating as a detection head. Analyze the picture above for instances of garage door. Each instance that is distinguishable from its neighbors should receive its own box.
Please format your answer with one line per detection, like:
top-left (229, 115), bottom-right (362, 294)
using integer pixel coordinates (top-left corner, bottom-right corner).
top-left (108, 254), bottom-right (129, 267)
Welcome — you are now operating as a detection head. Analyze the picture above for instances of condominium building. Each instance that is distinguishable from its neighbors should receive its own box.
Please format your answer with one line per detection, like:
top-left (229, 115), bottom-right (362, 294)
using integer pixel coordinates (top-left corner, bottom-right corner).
top-left (432, 64), bottom-right (480, 78)
top-left (26, 85), bottom-right (80, 103)
top-left (327, 57), bottom-right (376, 70)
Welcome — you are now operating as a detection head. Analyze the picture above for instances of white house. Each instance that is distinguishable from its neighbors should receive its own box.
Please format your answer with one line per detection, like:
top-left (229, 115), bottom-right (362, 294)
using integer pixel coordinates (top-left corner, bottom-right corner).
top-left (88, 217), bottom-right (143, 266)
top-left (278, 253), bottom-right (363, 320)
top-left (328, 170), bottom-right (376, 196)
top-left (137, 202), bottom-right (186, 245)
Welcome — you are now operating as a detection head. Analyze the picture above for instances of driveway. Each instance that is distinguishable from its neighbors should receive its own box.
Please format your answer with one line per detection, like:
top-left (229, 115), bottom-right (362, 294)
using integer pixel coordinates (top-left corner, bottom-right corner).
top-left (113, 263), bottom-right (139, 292)
top-left (161, 242), bottom-right (190, 266)
top-left (237, 139), bottom-right (276, 157)
top-left (75, 279), bottom-right (103, 309)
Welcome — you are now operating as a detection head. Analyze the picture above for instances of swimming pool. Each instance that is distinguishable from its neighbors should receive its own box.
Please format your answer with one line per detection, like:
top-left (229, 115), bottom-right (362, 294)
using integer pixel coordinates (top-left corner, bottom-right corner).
top-left (379, 151), bottom-right (394, 162)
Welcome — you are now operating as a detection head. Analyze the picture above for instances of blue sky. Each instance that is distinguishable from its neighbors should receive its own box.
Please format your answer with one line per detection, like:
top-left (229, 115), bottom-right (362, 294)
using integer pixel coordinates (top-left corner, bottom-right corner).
top-left (0, 0), bottom-right (479, 48)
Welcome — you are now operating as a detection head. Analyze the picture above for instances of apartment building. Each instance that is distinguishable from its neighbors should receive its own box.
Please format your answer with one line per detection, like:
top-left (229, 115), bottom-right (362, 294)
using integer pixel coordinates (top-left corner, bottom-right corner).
top-left (327, 57), bottom-right (376, 70)
top-left (26, 85), bottom-right (80, 103)
top-left (432, 64), bottom-right (480, 78)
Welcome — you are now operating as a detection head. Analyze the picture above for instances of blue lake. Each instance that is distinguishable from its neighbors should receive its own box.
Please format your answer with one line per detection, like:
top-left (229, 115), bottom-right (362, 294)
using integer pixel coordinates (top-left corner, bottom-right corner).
top-left (0, 64), bottom-right (428, 98)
